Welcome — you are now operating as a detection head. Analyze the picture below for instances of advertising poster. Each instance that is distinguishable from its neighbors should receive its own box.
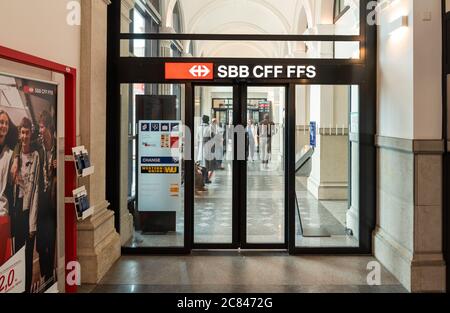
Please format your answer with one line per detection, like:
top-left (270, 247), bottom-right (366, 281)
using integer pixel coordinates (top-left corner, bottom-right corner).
top-left (138, 120), bottom-right (181, 212)
top-left (0, 73), bottom-right (58, 293)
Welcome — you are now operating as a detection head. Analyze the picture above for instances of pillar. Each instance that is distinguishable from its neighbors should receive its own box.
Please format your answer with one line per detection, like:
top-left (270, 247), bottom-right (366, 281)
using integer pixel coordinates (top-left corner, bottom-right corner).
top-left (307, 85), bottom-right (349, 200)
top-left (374, 0), bottom-right (445, 292)
top-left (78, 0), bottom-right (120, 284)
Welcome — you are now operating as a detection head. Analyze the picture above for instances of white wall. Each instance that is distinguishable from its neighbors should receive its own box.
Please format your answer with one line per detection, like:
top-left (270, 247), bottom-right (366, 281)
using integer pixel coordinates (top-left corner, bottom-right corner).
top-left (0, 0), bottom-right (81, 69)
top-left (0, 0), bottom-right (81, 135)
top-left (378, 0), bottom-right (414, 139)
top-left (378, 0), bottom-right (442, 140)
top-left (0, 0), bottom-right (82, 292)
top-left (375, 0), bottom-right (445, 292)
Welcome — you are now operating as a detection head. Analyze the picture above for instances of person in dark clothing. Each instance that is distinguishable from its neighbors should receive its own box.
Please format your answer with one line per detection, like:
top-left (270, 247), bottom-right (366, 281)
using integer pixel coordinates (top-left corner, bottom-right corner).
top-left (36, 111), bottom-right (57, 285)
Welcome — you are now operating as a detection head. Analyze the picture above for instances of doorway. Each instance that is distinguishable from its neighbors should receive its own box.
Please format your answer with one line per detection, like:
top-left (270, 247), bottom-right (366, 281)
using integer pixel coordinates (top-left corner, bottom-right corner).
top-left (193, 84), bottom-right (287, 249)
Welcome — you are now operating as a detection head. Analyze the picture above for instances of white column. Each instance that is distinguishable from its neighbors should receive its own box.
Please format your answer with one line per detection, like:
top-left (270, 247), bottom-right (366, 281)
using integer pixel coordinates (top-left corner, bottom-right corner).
top-left (307, 85), bottom-right (349, 200)
top-left (374, 0), bottom-right (445, 292)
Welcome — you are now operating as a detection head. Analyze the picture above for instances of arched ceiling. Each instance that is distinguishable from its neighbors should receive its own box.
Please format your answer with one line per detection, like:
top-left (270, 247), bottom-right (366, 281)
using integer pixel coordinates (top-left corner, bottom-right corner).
top-left (177, 0), bottom-right (305, 34)
top-left (159, 0), bottom-right (360, 58)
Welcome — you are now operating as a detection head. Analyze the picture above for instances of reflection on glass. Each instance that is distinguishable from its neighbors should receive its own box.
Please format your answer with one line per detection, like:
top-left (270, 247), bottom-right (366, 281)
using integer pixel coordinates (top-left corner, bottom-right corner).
top-left (295, 85), bottom-right (359, 248)
top-left (121, 83), bottom-right (185, 248)
top-left (246, 87), bottom-right (285, 244)
top-left (194, 86), bottom-right (233, 244)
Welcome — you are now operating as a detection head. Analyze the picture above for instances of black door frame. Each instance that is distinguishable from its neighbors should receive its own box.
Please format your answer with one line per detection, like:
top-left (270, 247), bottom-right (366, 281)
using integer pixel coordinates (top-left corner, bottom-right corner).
top-left (240, 83), bottom-right (290, 250)
top-left (107, 0), bottom-right (376, 255)
top-left (191, 82), bottom-right (289, 250)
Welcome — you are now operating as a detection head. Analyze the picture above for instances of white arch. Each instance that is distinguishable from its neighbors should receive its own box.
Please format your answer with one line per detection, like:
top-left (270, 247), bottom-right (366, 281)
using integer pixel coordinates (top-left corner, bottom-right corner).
top-left (186, 0), bottom-right (291, 34)
top-left (175, 0), bottom-right (186, 32)
top-left (292, 0), bottom-right (314, 33)
top-left (163, 0), bottom-right (177, 28)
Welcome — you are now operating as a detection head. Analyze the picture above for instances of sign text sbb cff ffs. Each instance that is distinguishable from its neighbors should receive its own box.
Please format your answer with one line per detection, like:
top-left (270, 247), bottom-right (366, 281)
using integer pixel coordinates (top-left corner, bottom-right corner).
top-left (165, 63), bottom-right (317, 80)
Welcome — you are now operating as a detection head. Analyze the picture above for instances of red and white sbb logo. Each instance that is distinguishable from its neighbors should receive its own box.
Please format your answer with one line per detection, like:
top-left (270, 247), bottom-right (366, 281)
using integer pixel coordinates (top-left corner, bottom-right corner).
top-left (23, 86), bottom-right (35, 94)
top-left (165, 63), bottom-right (214, 80)
top-left (189, 65), bottom-right (211, 78)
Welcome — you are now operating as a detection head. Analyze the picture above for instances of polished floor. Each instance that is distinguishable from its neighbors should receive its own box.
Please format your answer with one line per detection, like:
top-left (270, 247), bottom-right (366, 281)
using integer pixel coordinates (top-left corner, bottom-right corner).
top-left (78, 253), bottom-right (407, 293)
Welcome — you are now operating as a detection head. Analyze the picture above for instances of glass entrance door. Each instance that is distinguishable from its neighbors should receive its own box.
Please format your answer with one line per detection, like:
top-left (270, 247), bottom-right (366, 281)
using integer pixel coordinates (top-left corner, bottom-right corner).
top-left (193, 84), bottom-right (287, 248)
top-left (245, 86), bottom-right (286, 245)
top-left (194, 86), bottom-right (234, 245)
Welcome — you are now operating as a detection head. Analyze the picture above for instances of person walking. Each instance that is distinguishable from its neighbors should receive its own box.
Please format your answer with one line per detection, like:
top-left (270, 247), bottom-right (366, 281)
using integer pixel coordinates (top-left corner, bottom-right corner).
top-left (246, 119), bottom-right (256, 161)
top-left (258, 114), bottom-right (275, 166)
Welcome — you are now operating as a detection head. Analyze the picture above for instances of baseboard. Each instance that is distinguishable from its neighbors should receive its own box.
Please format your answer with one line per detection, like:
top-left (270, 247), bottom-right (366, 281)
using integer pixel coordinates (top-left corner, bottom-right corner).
top-left (373, 227), bottom-right (446, 292)
top-left (307, 176), bottom-right (348, 200)
top-left (373, 227), bottom-right (413, 291)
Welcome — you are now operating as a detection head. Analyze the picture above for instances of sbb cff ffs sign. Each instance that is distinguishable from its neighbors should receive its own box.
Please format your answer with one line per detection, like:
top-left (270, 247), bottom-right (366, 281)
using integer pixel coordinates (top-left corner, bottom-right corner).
top-left (165, 63), bottom-right (317, 80)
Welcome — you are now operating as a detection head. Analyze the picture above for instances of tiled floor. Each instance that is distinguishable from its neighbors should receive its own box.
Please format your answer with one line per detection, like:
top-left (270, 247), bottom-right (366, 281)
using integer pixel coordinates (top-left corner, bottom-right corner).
top-left (78, 253), bottom-right (407, 293)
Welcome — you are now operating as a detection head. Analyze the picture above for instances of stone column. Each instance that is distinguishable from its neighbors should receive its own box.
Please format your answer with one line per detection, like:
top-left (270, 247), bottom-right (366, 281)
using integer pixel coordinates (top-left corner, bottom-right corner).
top-left (307, 85), bottom-right (349, 200)
top-left (118, 0), bottom-right (135, 246)
top-left (374, 138), bottom-right (446, 292)
top-left (78, 0), bottom-right (120, 284)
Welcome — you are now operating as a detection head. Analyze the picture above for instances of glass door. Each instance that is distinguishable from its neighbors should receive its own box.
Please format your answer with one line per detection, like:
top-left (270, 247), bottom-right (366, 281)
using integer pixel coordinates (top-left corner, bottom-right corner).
top-left (192, 84), bottom-right (288, 249)
top-left (193, 85), bottom-right (236, 246)
top-left (244, 86), bottom-right (287, 246)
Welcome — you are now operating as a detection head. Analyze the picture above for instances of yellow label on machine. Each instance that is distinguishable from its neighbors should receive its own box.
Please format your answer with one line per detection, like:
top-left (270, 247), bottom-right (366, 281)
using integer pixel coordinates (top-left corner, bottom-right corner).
top-left (141, 166), bottom-right (180, 174)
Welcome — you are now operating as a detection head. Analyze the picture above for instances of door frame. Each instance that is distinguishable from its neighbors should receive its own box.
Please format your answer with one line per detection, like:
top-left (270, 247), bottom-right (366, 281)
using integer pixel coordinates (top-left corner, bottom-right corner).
top-left (239, 83), bottom-right (290, 250)
top-left (191, 82), bottom-right (239, 250)
top-left (191, 82), bottom-right (290, 250)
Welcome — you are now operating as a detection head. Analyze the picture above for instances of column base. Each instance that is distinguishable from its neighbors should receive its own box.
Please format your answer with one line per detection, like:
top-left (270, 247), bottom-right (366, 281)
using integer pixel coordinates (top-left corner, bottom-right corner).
top-left (373, 227), bottom-right (446, 292)
top-left (307, 176), bottom-right (348, 200)
top-left (77, 200), bottom-right (121, 284)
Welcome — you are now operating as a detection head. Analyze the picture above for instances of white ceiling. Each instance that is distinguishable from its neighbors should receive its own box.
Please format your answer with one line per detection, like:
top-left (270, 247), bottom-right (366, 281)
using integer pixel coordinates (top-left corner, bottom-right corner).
top-left (157, 0), bottom-right (359, 58)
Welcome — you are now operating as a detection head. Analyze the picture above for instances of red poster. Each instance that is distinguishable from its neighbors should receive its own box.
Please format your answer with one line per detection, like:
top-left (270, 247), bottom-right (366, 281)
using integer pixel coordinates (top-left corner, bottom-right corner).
top-left (0, 73), bottom-right (58, 293)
